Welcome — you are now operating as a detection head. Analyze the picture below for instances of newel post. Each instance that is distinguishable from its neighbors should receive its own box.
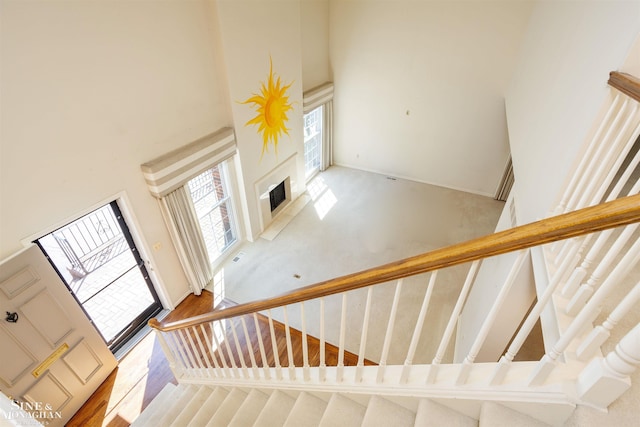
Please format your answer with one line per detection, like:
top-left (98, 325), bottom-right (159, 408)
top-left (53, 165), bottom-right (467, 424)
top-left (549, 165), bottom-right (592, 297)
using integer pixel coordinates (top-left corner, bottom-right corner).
top-left (576, 322), bottom-right (640, 409)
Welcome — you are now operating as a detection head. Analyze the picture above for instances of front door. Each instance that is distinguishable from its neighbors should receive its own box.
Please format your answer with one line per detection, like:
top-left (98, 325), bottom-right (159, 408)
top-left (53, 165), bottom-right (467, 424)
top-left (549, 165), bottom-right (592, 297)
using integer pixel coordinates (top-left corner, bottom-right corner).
top-left (35, 201), bottom-right (163, 354)
top-left (0, 245), bottom-right (117, 427)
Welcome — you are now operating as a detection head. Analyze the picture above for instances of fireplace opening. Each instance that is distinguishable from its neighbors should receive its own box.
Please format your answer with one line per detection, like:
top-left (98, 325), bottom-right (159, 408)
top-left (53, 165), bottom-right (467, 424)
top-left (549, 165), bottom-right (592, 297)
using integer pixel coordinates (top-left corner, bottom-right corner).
top-left (269, 180), bottom-right (287, 212)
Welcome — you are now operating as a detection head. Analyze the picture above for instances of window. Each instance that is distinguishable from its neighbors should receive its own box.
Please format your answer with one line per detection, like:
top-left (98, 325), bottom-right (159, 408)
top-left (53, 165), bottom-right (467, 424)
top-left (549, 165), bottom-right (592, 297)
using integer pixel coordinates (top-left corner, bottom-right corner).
top-left (187, 163), bottom-right (237, 263)
top-left (304, 105), bottom-right (323, 179)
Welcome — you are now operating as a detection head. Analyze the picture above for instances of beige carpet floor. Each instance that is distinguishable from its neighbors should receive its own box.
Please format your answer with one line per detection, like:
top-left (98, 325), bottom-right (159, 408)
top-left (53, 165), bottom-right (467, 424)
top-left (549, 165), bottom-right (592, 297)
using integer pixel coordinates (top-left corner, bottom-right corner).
top-left (212, 165), bottom-right (505, 365)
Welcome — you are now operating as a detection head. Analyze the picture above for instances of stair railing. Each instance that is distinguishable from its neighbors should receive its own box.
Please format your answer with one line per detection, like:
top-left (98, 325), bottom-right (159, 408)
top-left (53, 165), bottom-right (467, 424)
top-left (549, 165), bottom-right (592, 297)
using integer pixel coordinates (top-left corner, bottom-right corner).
top-left (150, 193), bottom-right (640, 410)
top-left (551, 72), bottom-right (640, 284)
top-left (149, 72), bottom-right (640, 418)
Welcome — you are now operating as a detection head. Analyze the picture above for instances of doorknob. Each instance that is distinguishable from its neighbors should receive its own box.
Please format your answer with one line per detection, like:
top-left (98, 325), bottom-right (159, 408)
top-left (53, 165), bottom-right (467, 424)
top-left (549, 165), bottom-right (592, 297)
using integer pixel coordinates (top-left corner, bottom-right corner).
top-left (5, 311), bottom-right (18, 323)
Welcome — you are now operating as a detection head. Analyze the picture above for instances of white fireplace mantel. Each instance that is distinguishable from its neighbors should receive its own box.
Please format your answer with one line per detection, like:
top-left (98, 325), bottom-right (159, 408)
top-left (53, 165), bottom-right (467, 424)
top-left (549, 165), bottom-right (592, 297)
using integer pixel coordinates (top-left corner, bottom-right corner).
top-left (254, 154), bottom-right (301, 232)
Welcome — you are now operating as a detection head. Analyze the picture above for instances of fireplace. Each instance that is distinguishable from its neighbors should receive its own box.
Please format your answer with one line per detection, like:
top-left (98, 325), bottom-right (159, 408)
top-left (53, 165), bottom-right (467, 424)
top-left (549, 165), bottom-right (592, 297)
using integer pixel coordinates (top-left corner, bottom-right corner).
top-left (255, 154), bottom-right (299, 233)
top-left (269, 180), bottom-right (287, 212)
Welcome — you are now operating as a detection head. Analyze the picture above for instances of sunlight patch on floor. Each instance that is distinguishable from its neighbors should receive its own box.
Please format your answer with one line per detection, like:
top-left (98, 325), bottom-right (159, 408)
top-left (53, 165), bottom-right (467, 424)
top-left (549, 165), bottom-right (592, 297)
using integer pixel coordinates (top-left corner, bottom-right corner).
top-left (308, 175), bottom-right (337, 220)
top-left (212, 268), bottom-right (226, 308)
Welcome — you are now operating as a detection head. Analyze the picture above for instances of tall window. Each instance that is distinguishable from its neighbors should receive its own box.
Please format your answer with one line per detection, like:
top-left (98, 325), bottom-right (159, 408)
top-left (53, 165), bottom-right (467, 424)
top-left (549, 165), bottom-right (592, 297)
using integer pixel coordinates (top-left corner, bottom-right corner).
top-left (304, 105), bottom-right (323, 179)
top-left (187, 163), bottom-right (237, 263)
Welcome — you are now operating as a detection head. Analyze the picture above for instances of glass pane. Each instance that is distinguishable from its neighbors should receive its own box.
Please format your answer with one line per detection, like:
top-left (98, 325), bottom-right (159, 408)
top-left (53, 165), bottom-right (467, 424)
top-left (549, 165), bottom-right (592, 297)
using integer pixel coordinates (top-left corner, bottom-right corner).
top-left (82, 267), bottom-right (155, 343)
top-left (73, 250), bottom-right (137, 304)
top-left (304, 106), bottom-right (323, 178)
top-left (188, 163), bottom-right (237, 262)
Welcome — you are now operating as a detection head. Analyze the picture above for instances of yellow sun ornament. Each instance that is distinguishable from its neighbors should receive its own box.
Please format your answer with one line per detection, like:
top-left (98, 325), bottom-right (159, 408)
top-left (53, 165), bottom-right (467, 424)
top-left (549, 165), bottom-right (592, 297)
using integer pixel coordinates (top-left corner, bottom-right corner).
top-left (241, 58), bottom-right (293, 159)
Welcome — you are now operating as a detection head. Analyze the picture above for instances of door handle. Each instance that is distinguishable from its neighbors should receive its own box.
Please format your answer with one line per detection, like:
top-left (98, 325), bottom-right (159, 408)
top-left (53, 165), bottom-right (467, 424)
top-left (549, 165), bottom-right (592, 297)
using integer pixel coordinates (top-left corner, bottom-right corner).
top-left (5, 311), bottom-right (18, 323)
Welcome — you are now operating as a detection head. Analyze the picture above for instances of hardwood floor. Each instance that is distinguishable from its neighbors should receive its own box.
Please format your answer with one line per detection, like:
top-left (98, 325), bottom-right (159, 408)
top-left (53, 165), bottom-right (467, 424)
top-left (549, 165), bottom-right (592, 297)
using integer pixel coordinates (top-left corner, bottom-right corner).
top-left (67, 290), bottom-right (374, 426)
top-left (199, 298), bottom-right (376, 370)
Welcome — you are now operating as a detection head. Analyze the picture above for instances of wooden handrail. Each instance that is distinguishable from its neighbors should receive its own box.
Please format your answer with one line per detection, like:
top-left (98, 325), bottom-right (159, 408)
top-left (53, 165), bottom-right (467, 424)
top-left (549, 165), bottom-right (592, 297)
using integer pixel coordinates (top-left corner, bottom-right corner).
top-left (608, 71), bottom-right (640, 102)
top-left (150, 194), bottom-right (640, 332)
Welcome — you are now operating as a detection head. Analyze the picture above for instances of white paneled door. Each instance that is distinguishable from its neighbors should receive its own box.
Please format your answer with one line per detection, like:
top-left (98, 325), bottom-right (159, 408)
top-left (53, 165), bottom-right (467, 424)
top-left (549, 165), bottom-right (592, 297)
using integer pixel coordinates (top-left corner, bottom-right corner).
top-left (0, 244), bottom-right (117, 427)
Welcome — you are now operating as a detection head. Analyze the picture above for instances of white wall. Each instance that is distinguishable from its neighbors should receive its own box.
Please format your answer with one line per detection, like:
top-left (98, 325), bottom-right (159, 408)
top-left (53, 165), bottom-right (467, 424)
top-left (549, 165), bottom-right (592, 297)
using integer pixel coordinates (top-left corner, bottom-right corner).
top-left (0, 0), bottom-right (232, 306)
top-left (217, 0), bottom-right (306, 240)
top-left (455, 194), bottom-right (537, 363)
top-left (301, 0), bottom-right (331, 91)
top-left (329, 0), bottom-right (533, 196)
top-left (456, 0), bottom-right (640, 362)
top-left (507, 1), bottom-right (640, 224)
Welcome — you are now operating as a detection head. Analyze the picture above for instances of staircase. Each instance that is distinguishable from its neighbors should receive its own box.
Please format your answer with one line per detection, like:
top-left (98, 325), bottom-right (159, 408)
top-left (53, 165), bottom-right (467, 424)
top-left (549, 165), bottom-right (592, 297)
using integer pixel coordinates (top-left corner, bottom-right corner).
top-left (132, 383), bottom-right (552, 427)
top-left (136, 71), bottom-right (640, 427)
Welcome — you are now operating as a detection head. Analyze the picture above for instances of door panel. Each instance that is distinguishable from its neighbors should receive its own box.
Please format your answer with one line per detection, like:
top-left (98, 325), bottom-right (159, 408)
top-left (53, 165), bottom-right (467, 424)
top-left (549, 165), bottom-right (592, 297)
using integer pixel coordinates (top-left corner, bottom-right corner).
top-left (0, 245), bottom-right (117, 427)
top-left (21, 289), bottom-right (73, 347)
top-left (22, 373), bottom-right (72, 421)
top-left (62, 341), bottom-right (104, 385)
top-left (0, 324), bottom-right (37, 387)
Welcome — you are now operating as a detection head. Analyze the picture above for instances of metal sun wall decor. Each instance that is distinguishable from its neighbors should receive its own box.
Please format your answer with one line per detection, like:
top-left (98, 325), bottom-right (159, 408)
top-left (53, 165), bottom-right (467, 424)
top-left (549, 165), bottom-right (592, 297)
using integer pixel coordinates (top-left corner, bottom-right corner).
top-left (241, 57), bottom-right (293, 160)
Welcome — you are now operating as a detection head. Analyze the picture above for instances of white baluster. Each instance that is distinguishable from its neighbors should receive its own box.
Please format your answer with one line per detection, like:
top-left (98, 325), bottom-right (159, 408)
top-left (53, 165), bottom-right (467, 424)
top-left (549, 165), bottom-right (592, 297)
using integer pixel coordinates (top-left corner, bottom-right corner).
top-left (566, 223), bottom-right (639, 316)
top-left (219, 320), bottom-right (240, 378)
top-left (337, 293), bottom-right (347, 382)
top-left (427, 261), bottom-right (480, 383)
top-left (356, 288), bottom-right (373, 382)
top-left (210, 321), bottom-right (232, 377)
top-left (529, 237), bottom-right (640, 386)
top-left (457, 251), bottom-right (527, 385)
top-left (563, 177), bottom-right (640, 298)
top-left (555, 239), bottom-right (589, 298)
top-left (193, 325), bottom-right (214, 378)
top-left (554, 93), bottom-right (621, 215)
top-left (603, 141), bottom-right (640, 201)
top-left (200, 323), bottom-right (223, 377)
top-left (186, 326), bottom-right (207, 375)
top-left (300, 302), bottom-right (310, 381)
top-left (267, 309), bottom-right (283, 380)
top-left (283, 306), bottom-right (296, 380)
top-left (565, 98), bottom-right (629, 212)
top-left (156, 332), bottom-right (180, 374)
top-left (401, 272), bottom-right (437, 384)
top-left (553, 236), bottom-right (578, 269)
top-left (319, 297), bottom-right (326, 381)
top-left (253, 313), bottom-right (271, 379)
top-left (167, 331), bottom-right (189, 372)
top-left (240, 316), bottom-right (260, 378)
top-left (575, 106), bottom-right (640, 209)
top-left (577, 281), bottom-right (640, 360)
top-left (230, 320), bottom-right (249, 378)
top-left (377, 279), bottom-right (403, 383)
top-left (577, 322), bottom-right (640, 408)
top-left (553, 99), bottom-right (633, 262)
top-left (562, 231), bottom-right (612, 298)
top-left (176, 329), bottom-right (200, 377)
top-left (492, 244), bottom-right (586, 384)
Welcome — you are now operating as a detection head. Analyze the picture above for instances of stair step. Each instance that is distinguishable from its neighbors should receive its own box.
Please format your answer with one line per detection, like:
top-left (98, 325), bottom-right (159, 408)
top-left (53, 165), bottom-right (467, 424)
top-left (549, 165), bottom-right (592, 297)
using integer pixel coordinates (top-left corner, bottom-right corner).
top-left (134, 385), bottom-right (565, 427)
top-left (480, 402), bottom-right (552, 427)
top-left (157, 384), bottom-right (200, 427)
top-left (361, 396), bottom-right (415, 427)
top-left (205, 388), bottom-right (248, 427)
top-left (253, 390), bottom-right (296, 427)
top-left (228, 389), bottom-right (269, 427)
top-left (415, 399), bottom-right (478, 427)
top-left (130, 382), bottom-right (177, 427)
top-left (319, 393), bottom-right (366, 427)
top-left (171, 385), bottom-right (214, 427)
top-left (284, 392), bottom-right (328, 427)
top-left (187, 387), bottom-right (229, 427)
